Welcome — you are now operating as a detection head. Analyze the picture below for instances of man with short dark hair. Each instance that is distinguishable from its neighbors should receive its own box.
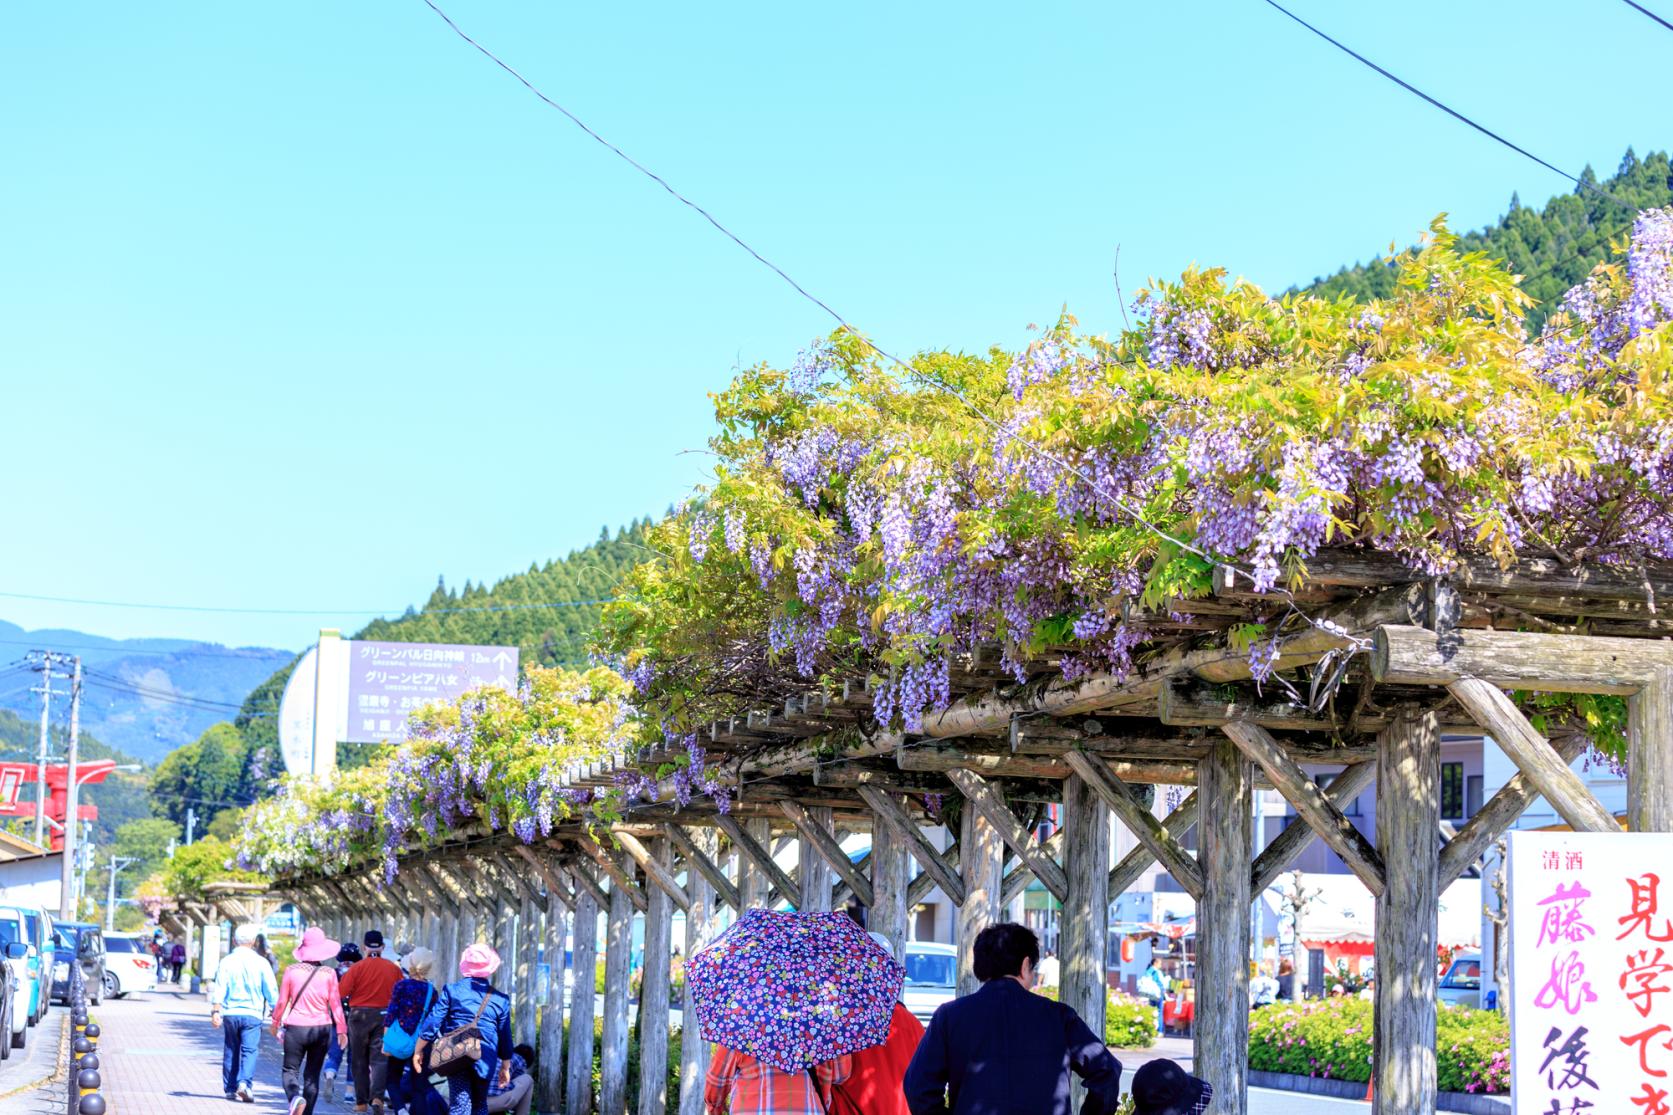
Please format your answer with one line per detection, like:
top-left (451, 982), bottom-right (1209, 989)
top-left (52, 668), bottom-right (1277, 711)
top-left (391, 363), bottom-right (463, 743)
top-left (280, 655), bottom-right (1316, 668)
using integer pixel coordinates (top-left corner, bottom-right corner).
top-left (1128, 1059), bottom-right (1212, 1115)
top-left (902, 922), bottom-right (1122, 1115)
top-left (338, 929), bottom-right (402, 1114)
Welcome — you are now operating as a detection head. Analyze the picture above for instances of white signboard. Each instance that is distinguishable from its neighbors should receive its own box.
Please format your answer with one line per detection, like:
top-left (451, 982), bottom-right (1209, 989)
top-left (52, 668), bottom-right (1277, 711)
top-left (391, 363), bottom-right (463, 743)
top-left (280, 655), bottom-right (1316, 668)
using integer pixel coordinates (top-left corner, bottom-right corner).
top-left (1508, 830), bottom-right (1673, 1114)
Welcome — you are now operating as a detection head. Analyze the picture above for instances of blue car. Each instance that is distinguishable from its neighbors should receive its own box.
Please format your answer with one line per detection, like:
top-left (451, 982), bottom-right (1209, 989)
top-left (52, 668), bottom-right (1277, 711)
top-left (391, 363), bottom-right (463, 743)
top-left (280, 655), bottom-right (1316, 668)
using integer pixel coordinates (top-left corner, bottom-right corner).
top-left (50, 922), bottom-right (106, 1007)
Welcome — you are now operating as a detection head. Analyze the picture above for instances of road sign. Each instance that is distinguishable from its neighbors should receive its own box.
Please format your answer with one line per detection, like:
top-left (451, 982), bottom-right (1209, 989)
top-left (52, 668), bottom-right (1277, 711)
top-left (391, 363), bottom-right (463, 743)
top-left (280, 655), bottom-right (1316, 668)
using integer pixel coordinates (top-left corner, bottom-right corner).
top-left (345, 640), bottom-right (519, 743)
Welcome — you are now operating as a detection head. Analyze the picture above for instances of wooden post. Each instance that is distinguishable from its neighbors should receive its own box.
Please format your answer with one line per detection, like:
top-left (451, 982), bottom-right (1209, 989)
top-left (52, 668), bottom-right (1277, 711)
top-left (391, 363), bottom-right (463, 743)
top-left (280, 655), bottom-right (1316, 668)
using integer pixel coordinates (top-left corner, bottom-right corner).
top-left (538, 896), bottom-right (568, 1115)
top-left (639, 838), bottom-right (674, 1115)
top-left (739, 818), bottom-right (773, 908)
top-left (517, 894), bottom-right (538, 1048)
top-left (796, 806), bottom-right (836, 911)
top-left (957, 801), bottom-right (1004, 996)
top-left (567, 886), bottom-right (600, 1115)
top-left (680, 828), bottom-right (720, 1115)
top-left (870, 816), bottom-right (910, 964)
top-left (1373, 707), bottom-right (1441, 1115)
top-left (1061, 773), bottom-right (1110, 1109)
top-left (600, 883), bottom-right (633, 1115)
top-left (1630, 666), bottom-right (1673, 832)
top-left (1195, 738), bottom-right (1251, 1115)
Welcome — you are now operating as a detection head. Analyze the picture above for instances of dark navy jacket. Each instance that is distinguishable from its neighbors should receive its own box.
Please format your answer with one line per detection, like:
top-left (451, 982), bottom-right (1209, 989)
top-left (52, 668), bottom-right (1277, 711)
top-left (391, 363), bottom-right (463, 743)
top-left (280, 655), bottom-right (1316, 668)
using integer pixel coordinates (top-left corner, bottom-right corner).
top-left (902, 978), bottom-right (1123, 1115)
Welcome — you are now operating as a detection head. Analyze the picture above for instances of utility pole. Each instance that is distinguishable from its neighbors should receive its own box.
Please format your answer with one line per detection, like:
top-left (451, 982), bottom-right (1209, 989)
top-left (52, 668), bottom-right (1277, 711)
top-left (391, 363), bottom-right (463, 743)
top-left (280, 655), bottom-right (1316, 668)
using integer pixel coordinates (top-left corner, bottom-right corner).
top-left (185, 807), bottom-right (198, 846)
top-left (31, 657), bottom-right (53, 848)
top-left (105, 855), bottom-right (136, 932)
top-left (58, 656), bottom-right (82, 920)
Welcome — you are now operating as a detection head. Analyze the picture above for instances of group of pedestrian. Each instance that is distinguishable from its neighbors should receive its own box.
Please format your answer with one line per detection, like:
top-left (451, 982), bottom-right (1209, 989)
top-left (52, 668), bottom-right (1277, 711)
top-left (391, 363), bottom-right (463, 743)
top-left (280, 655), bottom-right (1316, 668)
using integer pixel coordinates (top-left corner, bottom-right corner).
top-left (702, 921), bottom-right (1213, 1115)
top-left (152, 930), bottom-right (188, 985)
top-left (207, 922), bottom-right (533, 1115)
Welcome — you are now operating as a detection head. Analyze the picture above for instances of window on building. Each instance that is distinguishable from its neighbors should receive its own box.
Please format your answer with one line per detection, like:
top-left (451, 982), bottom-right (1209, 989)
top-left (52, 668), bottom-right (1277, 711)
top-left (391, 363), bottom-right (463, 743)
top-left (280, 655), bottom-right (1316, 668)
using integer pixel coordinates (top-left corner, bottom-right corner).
top-left (1441, 762), bottom-right (1465, 820)
top-left (1466, 774), bottom-right (1484, 818)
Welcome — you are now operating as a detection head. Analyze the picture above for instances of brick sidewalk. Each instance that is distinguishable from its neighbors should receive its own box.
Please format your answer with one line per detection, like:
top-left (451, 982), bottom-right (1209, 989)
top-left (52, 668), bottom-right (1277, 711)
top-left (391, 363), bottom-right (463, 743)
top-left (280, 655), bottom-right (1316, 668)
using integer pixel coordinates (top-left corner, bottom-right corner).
top-left (0, 987), bottom-right (364, 1115)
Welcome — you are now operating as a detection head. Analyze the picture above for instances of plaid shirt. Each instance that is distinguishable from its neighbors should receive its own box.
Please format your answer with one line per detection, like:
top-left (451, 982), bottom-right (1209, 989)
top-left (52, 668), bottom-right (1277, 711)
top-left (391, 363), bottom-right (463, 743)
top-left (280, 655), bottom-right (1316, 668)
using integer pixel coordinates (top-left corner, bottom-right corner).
top-left (704, 1046), bottom-right (850, 1115)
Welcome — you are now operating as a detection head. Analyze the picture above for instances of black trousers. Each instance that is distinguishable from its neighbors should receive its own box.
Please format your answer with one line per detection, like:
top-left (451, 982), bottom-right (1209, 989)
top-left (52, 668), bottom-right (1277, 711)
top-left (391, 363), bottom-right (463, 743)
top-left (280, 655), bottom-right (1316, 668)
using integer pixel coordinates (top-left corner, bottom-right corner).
top-left (347, 1007), bottom-right (388, 1104)
top-left (282, 1024), bottom-right (333, 1115)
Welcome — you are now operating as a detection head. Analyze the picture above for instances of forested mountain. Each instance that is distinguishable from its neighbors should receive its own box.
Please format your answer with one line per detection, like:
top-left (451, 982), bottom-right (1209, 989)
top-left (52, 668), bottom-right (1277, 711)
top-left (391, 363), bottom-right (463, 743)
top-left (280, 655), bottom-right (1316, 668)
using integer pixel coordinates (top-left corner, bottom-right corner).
top-left (1301, 149), bottom-right (1673, 332)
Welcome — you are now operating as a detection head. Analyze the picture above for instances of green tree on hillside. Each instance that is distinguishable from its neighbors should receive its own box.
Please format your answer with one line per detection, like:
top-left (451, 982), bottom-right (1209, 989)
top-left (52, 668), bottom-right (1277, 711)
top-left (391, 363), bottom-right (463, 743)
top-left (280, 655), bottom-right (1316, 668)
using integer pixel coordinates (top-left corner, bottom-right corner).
top-left (151, 722), bottom-right (250, 830)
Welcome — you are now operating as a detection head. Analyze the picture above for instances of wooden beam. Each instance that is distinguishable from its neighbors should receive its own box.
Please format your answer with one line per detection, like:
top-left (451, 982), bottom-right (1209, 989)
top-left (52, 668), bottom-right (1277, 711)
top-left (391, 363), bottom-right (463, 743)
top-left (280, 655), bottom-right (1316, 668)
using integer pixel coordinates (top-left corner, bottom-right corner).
top-left (857, 786), bottom-right (964, 907)
top-left (1110, 793), bottom-right (1198, 897)
top-left (1195, 739), bottom-right (1252, 1114)
top-left (577, 841), bottom-right (649, 913)
top-left (664, 824), bottom-right (742, 912)
top-left (1289, 550), bottom-right (1673, 603)
top-left (1223, 721), bottom-right (1386, 897)
top-left (736, 818), bottom-right (774, 908)
top-left (614, 829), bottom-right (691, 913)
top-left (568, 857), bottom-right (615, 913)
top-left (638, 837), bottom-right (674, 1115)
top-left (907, 841), bottom-right (961, 908)
top-left (679, 828), bottom-right (721, 1115)
top-left (1374, 623), bottom-right (1673, 695)
top-left (511, 845), bottom-right (576, 909)
top-left (1438, 734), bottom-right (1589, 888)
top-left (957, 799), bottom-right (1004, 995)
top-left (796, 805), bottom-right (836, 912)
top-left (1063, 749), bottom-right (1203, 900)
top-left (779, 801), bottom-right (872, 906)
top-left (945, 769), bottom-right (1069, 902)
top-left (869, 821), bottom-right (909, 964)
top-left (566, 884), bottom-right (600, 1115)
top-left (489, 852), bottom-right (548, 913)
top-left (1448, 678), bottom-right (1619, 833)
top-left (714, 814), bottom-right (801, 910)
top-left (599, 882), bottom-right (632, 1115)
top-left (1629, 666), bottom-right (1673, 832)
top-left (1003, 830), bottom-right (1063, 905)
top-left (1251, 763), bottom-right (1377, 894)
top-left (1160, 678), bottom-right (1355, 732)
top-left (1373, 707), bottom-right (1441, 1112)
top-left (1060, 773), bottom-right (1109, 1094)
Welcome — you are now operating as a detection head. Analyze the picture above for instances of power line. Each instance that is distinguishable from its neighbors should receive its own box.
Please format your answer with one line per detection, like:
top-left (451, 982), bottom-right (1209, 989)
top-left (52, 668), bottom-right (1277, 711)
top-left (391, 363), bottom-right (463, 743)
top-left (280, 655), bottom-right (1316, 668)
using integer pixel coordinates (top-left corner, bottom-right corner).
top-left (0, 588), bottom-right (611, 616)
top-left (1619, 0), bottom-right (1673, 32)
top-left (1257, 0), bottom-right (1632, 212)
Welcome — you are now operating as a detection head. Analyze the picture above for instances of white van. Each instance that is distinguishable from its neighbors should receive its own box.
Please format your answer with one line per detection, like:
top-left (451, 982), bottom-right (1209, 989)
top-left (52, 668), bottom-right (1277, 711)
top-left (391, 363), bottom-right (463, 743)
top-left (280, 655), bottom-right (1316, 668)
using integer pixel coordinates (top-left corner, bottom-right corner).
top-left (0, 909), bottom-right (32, 1050)
top-left (901, 941), bottom-right (958, 1022)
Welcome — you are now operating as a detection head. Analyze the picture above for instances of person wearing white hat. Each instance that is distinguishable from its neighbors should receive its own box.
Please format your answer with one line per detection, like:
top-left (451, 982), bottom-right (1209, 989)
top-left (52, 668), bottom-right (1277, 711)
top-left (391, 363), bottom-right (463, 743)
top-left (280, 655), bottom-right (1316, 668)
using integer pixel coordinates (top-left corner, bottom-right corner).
top-left (210, 923), bottom-right (279, 1103)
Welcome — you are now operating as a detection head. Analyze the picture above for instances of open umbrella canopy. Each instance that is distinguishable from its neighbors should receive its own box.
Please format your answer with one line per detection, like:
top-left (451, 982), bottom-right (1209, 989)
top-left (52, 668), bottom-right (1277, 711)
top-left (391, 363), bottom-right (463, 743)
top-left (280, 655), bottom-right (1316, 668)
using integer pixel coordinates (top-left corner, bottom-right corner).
top-left (686, 909), bottom-right (907, 1072)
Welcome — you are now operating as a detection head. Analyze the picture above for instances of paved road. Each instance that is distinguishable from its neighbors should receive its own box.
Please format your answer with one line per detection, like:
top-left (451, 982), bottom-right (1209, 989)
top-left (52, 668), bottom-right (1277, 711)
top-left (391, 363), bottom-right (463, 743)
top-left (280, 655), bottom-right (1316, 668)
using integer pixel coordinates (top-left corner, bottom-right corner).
top-left (0, 1003), bottom-right (65, 1107)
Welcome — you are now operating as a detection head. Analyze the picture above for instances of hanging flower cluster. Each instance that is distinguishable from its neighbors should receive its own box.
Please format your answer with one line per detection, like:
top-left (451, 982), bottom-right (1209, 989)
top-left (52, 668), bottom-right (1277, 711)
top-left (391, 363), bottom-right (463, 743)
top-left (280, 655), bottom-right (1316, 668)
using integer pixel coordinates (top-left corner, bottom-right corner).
top-left (237, 665), bottom-right (639, 879)
top-left (604, 214), bottom-right (1673, 737)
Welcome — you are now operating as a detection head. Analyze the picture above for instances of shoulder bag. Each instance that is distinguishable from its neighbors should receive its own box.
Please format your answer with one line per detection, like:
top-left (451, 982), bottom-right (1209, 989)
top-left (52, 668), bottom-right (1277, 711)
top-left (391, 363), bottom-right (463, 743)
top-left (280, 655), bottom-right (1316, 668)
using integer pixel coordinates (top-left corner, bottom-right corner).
top-left (273, 964), bottom-right (324, 1037)
top-left (423, 984), bottom-right (496, 1077)
top-left (382, 983), bottom-right (434, 1059)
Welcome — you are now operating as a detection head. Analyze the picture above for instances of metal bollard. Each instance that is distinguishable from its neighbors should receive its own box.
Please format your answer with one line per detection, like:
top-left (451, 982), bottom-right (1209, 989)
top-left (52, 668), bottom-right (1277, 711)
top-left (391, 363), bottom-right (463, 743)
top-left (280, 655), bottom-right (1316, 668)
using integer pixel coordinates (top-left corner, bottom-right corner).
top-left (78, 1096), bottom-right (106, 1115)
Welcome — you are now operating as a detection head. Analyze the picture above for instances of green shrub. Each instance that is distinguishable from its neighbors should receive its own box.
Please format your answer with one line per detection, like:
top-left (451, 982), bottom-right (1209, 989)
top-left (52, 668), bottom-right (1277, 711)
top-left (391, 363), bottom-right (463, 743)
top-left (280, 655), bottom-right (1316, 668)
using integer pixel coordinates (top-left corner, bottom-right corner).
top-left (1033, 985), bottom-right (1157, 1049)
top-left (1247, 998), bottom-right (1509, 1094)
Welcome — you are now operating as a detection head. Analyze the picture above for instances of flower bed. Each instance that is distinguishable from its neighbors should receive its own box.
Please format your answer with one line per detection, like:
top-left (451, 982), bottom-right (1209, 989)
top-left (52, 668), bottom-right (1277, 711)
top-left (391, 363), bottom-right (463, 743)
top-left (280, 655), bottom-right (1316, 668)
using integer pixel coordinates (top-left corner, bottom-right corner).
top-left (1248, 998), bottom-right (1509, 1093)
top-left (1035, 984), bottom-right (1158, 1048)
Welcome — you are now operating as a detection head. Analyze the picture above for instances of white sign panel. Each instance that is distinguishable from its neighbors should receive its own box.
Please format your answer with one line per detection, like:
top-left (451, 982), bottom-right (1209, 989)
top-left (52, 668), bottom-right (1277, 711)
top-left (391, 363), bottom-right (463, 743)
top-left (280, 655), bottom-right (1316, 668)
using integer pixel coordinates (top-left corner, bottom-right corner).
top-left (1508, 830), bottom-right (1673, 1115)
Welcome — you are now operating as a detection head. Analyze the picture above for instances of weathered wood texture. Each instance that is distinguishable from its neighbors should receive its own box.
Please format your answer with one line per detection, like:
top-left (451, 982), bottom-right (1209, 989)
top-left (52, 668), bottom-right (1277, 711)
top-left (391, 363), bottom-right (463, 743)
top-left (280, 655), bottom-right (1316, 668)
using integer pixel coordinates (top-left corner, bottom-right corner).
top-left (1630, 666), bottom-right (1673, 832)
top-left (538, 899), bottom-right (567, 1115)
top-left (1438, 735), bottom-right (1589, 888)
top-left (680, 827), bottom-right (720, 1115)
top-left (1250, 763), bottom-right (1377, 894)
top-left (581, 842), bottom-right (650, 913)
top-left (515, 895), bottom-right (537, 1047)
top-left (781, 800), bottom-right (871, 906)
top-left (716, 815), bottom-right (800, 910)
top-left (1060, 773), bottom-right (1109, 1111)
top-left (957, 804), bottom-right (1004, 996)
top-left (858, 786), bottom-right (965, 905)
top-left (796, 806), bottom-right (836, 911)
top-left (1373, 708), bottom-right (1440, 1115)
top-left (1065, 749), bottom-right (1204, 900)
top-left (870, 808), bottom-right (910, 963)
top-left (1110, 791), bottom-right (1199, 897)
top-left (946, 769), bottom-right (1069, 901)
top-left (1223, 721), bottom-right (1385, 897)
top-left (665, 824), bottom-right (742, 912)
top-left (600, 884), bottom-right (633, 1115)
top-left (1448, 678), bottom-right (1619, 832)
top-left (567, 887), bottom-right (600, 1115)
top-left (618, 830), bottom-right (691, 913)
top-left (638, 837), bottom-right (674, 1115)
top-left (1195, 739), bottom-right (1251, 1115)
top-left (1375, 623), bottom-right (1673, 695)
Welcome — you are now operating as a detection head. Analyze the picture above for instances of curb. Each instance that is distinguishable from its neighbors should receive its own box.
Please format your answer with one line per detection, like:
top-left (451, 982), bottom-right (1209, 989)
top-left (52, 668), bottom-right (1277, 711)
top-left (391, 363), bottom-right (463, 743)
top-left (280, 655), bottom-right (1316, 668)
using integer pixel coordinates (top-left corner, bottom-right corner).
top-left (1248, 1070), bottom-right (1511, 1112)
top-left (0, 1011), bottom-right (70, 1102)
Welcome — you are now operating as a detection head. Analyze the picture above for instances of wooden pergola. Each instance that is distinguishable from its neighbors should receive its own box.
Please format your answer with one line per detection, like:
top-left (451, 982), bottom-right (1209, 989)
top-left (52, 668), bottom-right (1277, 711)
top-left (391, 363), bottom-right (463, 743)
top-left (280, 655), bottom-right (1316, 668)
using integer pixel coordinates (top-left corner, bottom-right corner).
top-left (275, 554), bottom-right (1673, 1115)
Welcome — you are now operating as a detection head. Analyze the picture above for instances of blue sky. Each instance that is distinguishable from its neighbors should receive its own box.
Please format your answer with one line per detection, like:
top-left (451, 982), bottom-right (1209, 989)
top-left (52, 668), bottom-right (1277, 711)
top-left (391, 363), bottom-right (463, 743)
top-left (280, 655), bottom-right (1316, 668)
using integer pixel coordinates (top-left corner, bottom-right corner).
top-left (3, 0), bottom-right (1668, 652)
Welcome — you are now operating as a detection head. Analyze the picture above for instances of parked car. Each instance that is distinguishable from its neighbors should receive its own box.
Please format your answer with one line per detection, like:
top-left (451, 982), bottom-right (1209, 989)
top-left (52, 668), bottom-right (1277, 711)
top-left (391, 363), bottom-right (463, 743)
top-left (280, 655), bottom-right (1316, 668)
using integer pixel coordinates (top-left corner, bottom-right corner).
top-left (900, 940), bottom-right (958, 1023)
top-left (13, 906), bottom-right (54, 1025)
top-left (1438, 950), bottom-right (1483, 1009)
top-left (51, 922), bottom-right (106, 1007)
top-left (0, 909), bottom-right (37, 1049)
top-left (0, 942), bottom-right (27, 1060)
top-left (102, 933), bottom-right (155, 999)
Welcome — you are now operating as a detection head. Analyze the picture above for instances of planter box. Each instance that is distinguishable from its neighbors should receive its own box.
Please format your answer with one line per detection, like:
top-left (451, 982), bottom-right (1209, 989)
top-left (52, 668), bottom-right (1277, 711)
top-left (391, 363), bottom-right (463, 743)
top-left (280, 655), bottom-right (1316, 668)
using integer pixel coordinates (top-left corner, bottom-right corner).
top-left (1247, 1069), bottom-right (1510, 1113)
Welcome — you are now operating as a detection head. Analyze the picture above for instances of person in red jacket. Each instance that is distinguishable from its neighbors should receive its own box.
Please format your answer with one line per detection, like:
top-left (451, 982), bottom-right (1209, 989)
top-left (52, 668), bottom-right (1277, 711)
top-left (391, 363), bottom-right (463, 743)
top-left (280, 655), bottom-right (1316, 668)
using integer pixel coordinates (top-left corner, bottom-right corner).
top-left (828, 934), bottom-right (925, 1115)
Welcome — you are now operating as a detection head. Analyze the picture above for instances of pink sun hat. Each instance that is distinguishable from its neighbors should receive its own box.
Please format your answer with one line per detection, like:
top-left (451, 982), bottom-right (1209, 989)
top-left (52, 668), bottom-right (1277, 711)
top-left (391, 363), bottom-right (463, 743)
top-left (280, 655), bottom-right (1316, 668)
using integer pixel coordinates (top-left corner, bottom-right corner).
top-left (460, 943), bottom-right (502, 979)
top-left (295, 926), bottom-right (340, 964)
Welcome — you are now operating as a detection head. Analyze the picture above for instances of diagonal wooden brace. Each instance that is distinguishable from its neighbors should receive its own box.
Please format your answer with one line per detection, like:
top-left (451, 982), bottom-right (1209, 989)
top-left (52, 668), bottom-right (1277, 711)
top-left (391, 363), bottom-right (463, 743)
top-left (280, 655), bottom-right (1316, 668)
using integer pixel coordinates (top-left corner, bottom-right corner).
top-left (578, 840), bottom-right (649, 912)
top-left (907, 841), bottom-right (961, 908)
top-left (1438, 733), bottom-right (1591, 888)
top-left (779, 801), bottom-right (873, 907)
top-left (664, 824), bottom-right (742, 912)
top-left (1223, 721), bottom-right (1386, 897)
top-left (614, 830), bottom-right (691, 913)
top-left (567, 857), bottom-right (615, 912)
top-left (945, 769), bottom-right (1069, 902)
top-left (858, 785), bottom-right (965, 907)
top-left (490, 851), bottom-right (548, 914)
top-left (1250, 762), bottom-right (1377, 895)
top-left (1111, 791), bottom-right (1200, 897)
top-left (1064, 749), bottom-right (1204, 901)
top-left (1002, 830), bottom-right (1064, 905)
top-left (512, 844), bottom-right (576, 910)
top-left (715, 815), bottom-right (801, 910)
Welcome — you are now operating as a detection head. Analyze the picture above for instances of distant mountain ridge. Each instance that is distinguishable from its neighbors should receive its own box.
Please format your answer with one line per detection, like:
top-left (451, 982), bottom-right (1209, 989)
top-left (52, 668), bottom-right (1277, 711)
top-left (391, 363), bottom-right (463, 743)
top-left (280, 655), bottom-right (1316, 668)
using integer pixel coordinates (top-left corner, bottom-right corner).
top-left (0, 620), bottom-right (293, 763)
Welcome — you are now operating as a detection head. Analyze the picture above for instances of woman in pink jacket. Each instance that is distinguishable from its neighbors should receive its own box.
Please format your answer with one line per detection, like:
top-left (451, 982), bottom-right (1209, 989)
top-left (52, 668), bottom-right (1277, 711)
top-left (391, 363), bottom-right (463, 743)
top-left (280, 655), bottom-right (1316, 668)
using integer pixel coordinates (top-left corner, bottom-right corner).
top-left (274, 927), bottom-right (350, 1115)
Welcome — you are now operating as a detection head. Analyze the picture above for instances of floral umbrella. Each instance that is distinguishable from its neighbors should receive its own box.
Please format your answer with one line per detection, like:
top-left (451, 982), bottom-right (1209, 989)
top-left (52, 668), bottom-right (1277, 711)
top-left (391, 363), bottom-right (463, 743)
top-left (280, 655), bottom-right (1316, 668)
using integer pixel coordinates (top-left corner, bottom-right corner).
top-left (685, 909), bottom-right (906, 1072)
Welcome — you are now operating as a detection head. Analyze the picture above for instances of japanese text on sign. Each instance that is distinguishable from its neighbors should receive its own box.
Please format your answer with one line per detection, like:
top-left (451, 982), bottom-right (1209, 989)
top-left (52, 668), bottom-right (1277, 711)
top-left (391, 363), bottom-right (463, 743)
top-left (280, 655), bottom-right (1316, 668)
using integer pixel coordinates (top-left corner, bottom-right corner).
top-left (343, 640), bottom-right (518, 743)
top-left (1510, 831), bottom-right (1673, 1115)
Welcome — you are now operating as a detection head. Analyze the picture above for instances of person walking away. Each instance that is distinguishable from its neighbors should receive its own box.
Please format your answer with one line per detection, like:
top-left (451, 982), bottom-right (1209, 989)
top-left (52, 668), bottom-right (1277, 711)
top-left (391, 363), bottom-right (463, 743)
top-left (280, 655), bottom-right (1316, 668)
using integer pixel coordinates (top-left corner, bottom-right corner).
top-left (485, 1043), bottom-right (536, 1115)
top-left (1275, 958), bottom-right (1295, 1003)
top-left (325, 942), bottom-right (363, 1101)
top-left (341, 930), bottom-right (402, 1114)
top-left (414, 944), bottom-right (514, 1115)
top-left (256, 933), bottom-right (281, 973)
top-left (211, 922), bottom-right (280, 1103)
top-left (1035, 949), bottom-right (1061, 990)
top-left (384, 947), bottom-right (439, 1115)
top-left (1129, 1059), bottom-right (1212, 1115)
top-left (902, 922), bottom-right (1123, 1115)
top-left (829, 933), bottom-right (925, 1115)
top-left (704, 1043), bottom-right (850, 1115)
top-left (1139, 958), bottom-right (1167, 1036)
top-left (170, 938), bottom-right (188, 983)
top-left (1249, 962), bottom-right (1278, 1010)
top-left (275, 927), bottom-right (350, 1115)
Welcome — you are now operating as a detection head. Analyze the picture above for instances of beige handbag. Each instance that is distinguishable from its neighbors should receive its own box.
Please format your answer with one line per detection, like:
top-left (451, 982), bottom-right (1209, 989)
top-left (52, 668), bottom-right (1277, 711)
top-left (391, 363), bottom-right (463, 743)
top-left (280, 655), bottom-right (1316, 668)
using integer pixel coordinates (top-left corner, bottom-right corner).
top-left (423, 987), bottom-right (493, 1077)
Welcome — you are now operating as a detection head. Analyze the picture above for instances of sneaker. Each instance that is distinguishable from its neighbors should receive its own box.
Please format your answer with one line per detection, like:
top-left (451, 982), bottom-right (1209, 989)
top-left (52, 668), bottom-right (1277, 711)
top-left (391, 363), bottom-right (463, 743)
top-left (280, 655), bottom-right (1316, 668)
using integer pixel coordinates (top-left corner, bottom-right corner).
top-left (236, 1082), bottom-right (253, 1103)
top-left (289, 1098), bottom-right (307, 1115)
top-left (322, 1072), bottom-right (336, 1101)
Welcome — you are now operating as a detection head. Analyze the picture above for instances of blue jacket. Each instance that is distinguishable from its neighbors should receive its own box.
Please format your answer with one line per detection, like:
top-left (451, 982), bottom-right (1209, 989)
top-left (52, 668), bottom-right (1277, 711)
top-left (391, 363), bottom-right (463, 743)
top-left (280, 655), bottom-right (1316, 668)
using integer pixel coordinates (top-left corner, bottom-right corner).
top-left (902, 978), bottom-right (1123, 1115)
top-left (417, 977), bottom-right (513, 1082)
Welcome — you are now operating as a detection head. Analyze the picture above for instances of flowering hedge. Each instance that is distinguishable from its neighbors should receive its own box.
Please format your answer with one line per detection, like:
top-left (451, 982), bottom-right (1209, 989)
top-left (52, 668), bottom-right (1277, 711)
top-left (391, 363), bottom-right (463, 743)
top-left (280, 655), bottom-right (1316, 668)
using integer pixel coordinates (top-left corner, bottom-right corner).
top-left (604, 212), bottom-right (1673, 757)
top-left (237, 666), bottom-right (639, 879)
top-left (1248, 998), bottom-right (1510, 1093)
top-left (1035, 984), bottom-right (1158, 1048)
